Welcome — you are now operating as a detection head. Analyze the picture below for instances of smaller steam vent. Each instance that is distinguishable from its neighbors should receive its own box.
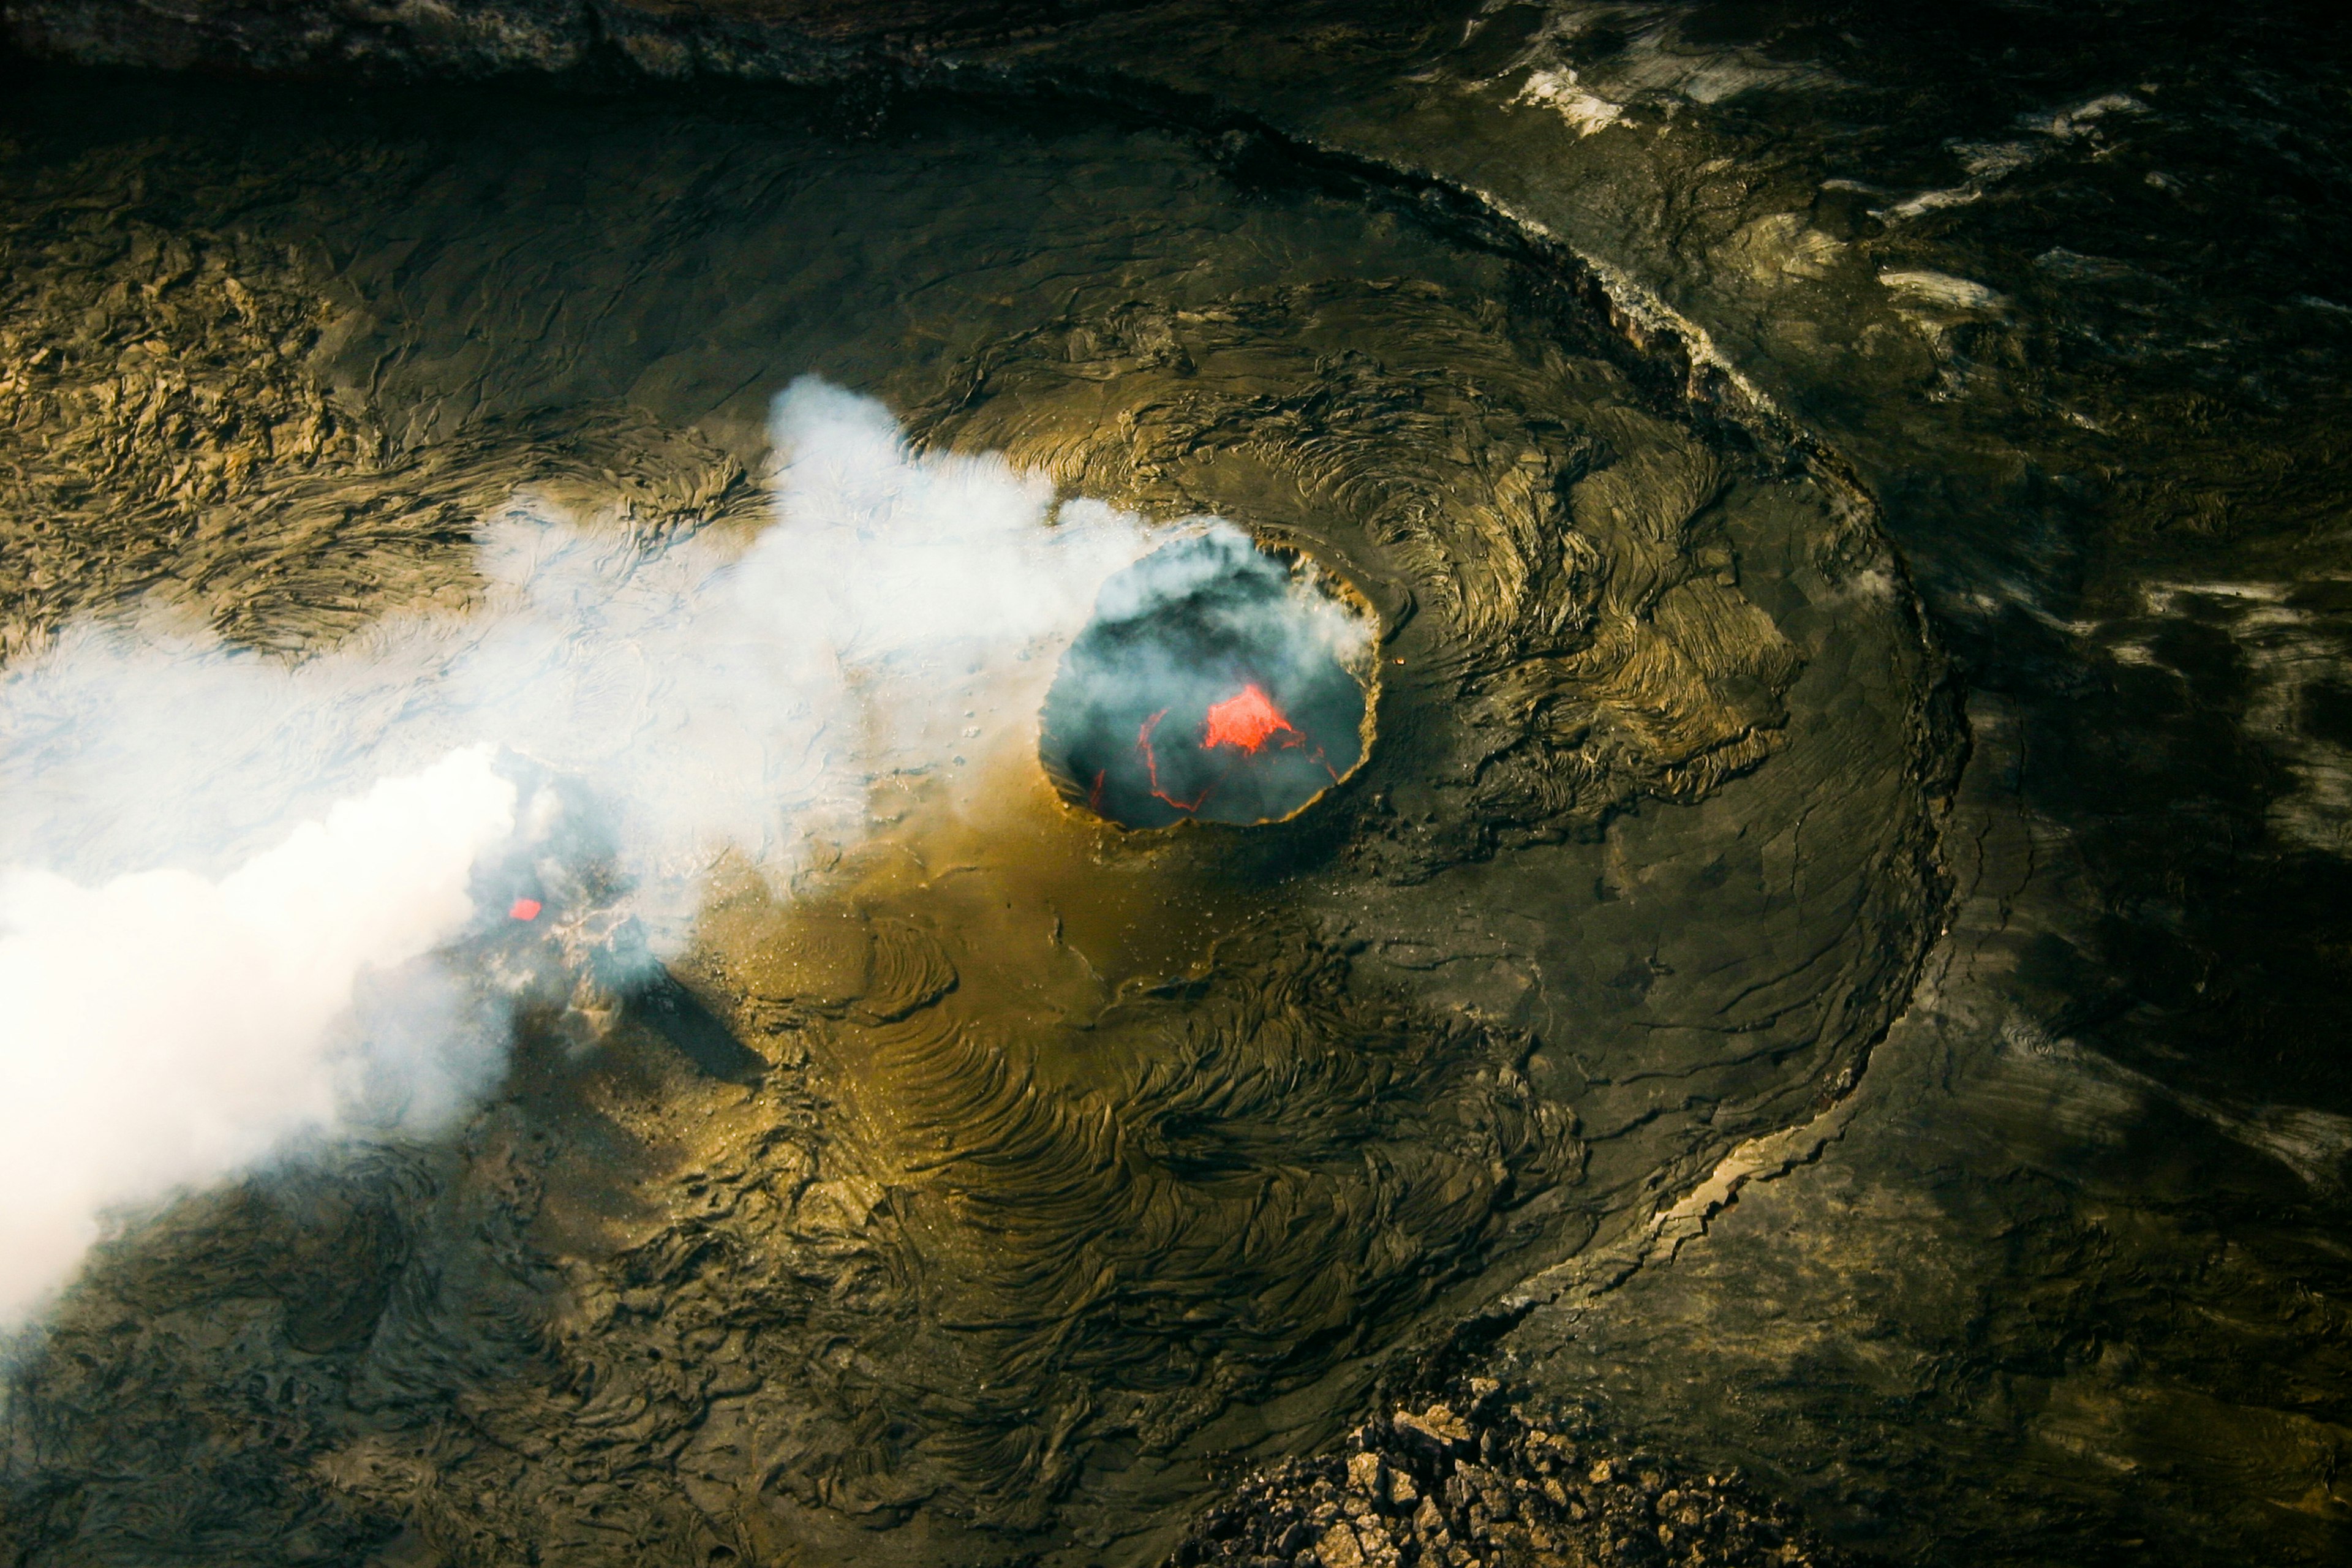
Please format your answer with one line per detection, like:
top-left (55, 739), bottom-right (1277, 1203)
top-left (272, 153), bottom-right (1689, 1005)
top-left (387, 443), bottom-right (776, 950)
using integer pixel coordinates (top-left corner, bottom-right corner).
top-left (1042, 525), bottom-right (1375, 829)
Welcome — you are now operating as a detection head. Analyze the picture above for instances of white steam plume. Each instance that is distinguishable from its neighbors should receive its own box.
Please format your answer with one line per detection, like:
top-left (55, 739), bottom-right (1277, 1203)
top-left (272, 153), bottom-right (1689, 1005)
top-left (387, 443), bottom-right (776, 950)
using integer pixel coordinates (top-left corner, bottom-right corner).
top-left (0, 750), bottom-right (518, 1325)
top-left (0, 379), bottom-right (1159, 1327)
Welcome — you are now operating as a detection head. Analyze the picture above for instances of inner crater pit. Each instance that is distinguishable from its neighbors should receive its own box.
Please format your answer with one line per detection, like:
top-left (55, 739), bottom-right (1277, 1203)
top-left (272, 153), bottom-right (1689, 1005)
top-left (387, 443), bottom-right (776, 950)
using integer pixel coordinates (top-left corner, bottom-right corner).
top-left (1040, 525), bottom-right (1376, 829)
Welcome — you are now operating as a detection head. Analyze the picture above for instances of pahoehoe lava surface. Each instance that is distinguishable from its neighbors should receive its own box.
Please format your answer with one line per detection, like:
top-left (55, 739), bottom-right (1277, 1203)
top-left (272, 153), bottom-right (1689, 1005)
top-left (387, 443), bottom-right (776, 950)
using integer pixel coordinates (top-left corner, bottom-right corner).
top-left (0, 79), bottom-right (1953, 1568)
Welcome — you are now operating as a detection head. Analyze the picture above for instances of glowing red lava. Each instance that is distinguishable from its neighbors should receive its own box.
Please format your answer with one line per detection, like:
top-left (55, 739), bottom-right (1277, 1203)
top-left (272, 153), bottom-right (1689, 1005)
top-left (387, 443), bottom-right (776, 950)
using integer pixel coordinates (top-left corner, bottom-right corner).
top-left (1134, 683), bottom-right (1341, 818)
top-left (508, 898), bottom-right (543, 921)
top-left (1202, 684), bottom-right (1298, 753)
top-left (1137, 707), bottom-right (1205, 812)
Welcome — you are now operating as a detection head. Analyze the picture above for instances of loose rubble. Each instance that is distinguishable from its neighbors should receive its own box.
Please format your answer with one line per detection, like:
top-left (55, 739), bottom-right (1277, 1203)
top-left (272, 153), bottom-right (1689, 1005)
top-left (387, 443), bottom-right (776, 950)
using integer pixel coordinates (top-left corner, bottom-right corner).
top-left (1172, 1379), bottom-right (1852, 1568)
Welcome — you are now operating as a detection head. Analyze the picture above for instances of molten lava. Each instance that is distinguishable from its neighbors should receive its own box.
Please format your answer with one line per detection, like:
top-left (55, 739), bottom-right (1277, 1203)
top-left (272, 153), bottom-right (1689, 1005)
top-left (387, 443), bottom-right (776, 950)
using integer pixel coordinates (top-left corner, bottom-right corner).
top-left (1133, 682), bottom-right (1342, 818)
top-left (1040, 530), bottom-right (1373, 828)
top-left (1137, 707), bottom-right (1206, 812)
top-left (1202, 684), bottom-right (1298, 753)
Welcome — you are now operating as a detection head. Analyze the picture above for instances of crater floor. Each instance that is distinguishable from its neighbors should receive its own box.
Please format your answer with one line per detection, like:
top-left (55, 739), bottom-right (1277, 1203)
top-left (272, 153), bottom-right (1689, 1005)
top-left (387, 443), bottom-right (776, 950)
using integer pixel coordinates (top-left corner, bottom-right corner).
top-left (0, 75), bottom-right (1950, 1568)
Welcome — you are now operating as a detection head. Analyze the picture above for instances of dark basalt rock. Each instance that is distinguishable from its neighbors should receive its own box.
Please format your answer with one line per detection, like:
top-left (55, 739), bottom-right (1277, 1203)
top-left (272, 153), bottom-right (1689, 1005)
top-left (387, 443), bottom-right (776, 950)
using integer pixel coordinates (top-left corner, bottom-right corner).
top-left (1174, 1376), bottom-right (1852, 1568)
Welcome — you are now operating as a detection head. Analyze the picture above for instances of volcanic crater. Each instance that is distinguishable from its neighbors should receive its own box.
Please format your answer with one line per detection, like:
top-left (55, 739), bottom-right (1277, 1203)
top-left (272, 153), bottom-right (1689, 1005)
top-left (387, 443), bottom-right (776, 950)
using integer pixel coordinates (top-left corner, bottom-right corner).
top-left (0, 75), bottom-right (1954, 1568)
top-left (1041, 527), bottom-right (1378, 830)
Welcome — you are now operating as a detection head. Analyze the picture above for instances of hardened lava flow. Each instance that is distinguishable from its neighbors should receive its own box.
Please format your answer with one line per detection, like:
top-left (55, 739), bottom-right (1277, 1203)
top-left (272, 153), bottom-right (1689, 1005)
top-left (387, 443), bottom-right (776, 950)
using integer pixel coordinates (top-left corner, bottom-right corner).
top-left (0, 76), bottom-right (1954, 1568)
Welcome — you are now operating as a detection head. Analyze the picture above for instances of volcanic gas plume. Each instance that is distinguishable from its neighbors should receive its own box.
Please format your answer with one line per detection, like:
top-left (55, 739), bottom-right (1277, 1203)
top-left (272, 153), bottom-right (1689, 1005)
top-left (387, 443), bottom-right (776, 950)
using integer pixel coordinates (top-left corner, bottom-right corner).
top-left (0, 380), bottom-right (1171, 1328)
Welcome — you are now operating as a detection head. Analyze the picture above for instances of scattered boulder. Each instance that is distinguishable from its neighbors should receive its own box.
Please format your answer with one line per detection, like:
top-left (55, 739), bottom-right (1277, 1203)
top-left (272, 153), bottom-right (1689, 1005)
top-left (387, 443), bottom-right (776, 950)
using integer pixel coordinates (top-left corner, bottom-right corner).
top-left (1170, 1376), bottom-right (1855, 1568)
